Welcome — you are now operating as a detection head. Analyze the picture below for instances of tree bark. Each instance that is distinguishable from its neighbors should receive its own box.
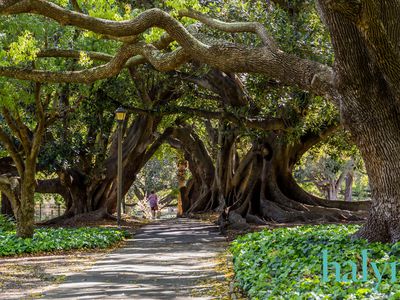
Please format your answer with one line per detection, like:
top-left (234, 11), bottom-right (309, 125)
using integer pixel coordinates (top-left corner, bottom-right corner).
top-left (346, 102), bottom-right (400, 243)
top-left (167, 126), bottom-right (216, 214)
top-left (15, 183), bottom-right (35, 238)
top-left (213, 132), bottom-right (369, 230)
top-left (14, 165), bottom-right (36, 238)
top-left (313, 0), bottom-right (400, 243)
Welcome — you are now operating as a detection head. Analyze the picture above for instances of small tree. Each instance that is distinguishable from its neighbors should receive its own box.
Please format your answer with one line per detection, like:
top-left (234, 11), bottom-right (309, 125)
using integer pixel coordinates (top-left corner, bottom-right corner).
top-left (0, 82), bottom-right (51, 237)
top-left (297, 156), bottom-right (355, 201)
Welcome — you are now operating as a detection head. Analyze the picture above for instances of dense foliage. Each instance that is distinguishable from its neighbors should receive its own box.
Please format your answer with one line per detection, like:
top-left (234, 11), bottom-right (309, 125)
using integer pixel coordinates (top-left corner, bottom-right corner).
top-left (0, 218), bottom-right (128, 256)
top-left (231, 225), bottom-right (400, 299)
top-left (0, 214), bottom-right (15, 232)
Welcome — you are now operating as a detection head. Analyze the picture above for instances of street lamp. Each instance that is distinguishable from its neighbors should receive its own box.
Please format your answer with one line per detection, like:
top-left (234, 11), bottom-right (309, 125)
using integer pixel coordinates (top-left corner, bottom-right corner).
top-left (115, 107), bottom-right (127, 226)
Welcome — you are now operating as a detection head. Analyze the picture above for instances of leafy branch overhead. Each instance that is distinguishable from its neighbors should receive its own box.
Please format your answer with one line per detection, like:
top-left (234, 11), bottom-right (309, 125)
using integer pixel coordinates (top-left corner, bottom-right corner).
top-left (1, 0), bottom-right (400, 245)
top-left (0, 0), bottom-right (334, 96)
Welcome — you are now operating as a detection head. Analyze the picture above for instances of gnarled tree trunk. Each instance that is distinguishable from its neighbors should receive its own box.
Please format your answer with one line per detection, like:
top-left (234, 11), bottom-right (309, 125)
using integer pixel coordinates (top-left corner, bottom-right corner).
top-left (315, 0), bottom-right (400, 243)
top-left (41, 115), bottom-right (168, 224)
top-left (168, 125), bottom-right (217, 215)
top-left (212, 132), bottom-right (369, 230)
top-left (169, 69), bottom-right (370, 229)
top-left (344, 94), bottom-right (400, 243)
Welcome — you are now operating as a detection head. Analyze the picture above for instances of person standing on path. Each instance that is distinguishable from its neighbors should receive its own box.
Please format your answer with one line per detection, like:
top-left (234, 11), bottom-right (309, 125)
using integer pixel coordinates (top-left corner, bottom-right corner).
top-left (147, 191), bottom-right (159, 219)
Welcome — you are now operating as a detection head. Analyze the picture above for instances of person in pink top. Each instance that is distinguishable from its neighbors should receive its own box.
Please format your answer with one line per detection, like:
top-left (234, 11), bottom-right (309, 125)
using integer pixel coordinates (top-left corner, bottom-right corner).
top-left (147, 190), bottom-right (159, 219)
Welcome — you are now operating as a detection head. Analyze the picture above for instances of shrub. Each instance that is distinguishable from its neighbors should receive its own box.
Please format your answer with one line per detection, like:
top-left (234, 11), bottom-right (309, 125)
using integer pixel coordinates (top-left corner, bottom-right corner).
top-left (0, 227), bottom-right (129, 256)
top-left (0, 214), bottom-right (15, 232)
top-left (230, 225), bottom-right (400, 299)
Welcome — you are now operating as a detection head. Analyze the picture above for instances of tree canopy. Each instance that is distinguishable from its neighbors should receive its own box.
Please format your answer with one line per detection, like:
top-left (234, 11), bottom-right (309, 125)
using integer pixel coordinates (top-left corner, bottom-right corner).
top-left (0, 0), bottom-right (399, 243)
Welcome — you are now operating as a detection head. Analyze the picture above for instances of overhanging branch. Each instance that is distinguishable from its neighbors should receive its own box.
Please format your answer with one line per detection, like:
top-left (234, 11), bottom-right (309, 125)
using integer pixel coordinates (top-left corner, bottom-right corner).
top-left (0, 43), bottom-right (140, 83)
top-left (126, 105), bottom-right (286, 131)
top-left (178, 9), bottom-right (278, 49)
top-left (0, 0), bottom-right (334, 95)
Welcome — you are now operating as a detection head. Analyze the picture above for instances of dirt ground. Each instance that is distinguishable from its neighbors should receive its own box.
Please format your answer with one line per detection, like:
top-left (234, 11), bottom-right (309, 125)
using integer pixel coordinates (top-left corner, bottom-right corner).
top-left (0, 250), bottom-right (110, 299)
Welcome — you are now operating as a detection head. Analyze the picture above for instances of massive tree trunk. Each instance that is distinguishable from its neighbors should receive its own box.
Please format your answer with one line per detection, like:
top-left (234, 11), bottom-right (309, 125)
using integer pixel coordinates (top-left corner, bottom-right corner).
top-left (169, 68), bottom-right (369, 227)
top-left (89, 115), bottom-right (159, 213)
top-left (178, 69), bottom-right (369, 227)
top-left (344, 95), bottom-right (400, 243)
top-left (222, 139), bottom-right (367, 229)
top-left (41, 115), bottom-right (167, 224)
top-left (315, 1), bottom-right (400, 242)
top-left (169, 121), bottom-right (368, 231)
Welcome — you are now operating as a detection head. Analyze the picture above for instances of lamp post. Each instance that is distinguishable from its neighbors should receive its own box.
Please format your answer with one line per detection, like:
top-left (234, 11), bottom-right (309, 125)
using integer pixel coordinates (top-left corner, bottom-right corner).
top-left (115, 107), bottom-right (127, 227)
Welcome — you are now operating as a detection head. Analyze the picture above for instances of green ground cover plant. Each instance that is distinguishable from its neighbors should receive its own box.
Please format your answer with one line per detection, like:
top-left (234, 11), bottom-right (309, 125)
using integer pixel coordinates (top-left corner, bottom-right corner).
top-left (0, 214), bottom-right (15, 232)
top-left (0, 217), bottom-right (129, 256)
top-left (230, 225), bottom-right (400, 299)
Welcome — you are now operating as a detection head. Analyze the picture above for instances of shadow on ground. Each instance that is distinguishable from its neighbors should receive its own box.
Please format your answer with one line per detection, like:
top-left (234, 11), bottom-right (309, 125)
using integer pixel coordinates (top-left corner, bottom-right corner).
top-left (41, 218), bottom-right (227, 300)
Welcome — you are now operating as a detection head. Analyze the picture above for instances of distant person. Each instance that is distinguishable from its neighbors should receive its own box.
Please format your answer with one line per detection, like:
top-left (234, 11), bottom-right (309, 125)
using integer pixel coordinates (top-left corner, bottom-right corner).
top-left (147, 191), bottom-right (159, 219)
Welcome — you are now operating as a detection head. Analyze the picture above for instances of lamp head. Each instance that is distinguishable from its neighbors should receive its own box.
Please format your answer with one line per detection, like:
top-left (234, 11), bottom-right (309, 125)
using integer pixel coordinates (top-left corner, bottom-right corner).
top-left (115, 107), bottom-right (127, 122)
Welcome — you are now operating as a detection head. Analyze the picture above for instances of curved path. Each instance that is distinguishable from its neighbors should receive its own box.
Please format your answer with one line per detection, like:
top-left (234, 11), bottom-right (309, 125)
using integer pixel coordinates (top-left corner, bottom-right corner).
top-left (41, 218), bottom-right (227, 299)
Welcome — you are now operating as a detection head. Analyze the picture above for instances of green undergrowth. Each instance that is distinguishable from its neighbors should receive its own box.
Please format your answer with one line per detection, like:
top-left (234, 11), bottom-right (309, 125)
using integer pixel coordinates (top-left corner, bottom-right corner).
top-left (0, 216), bottom-right (129, 256)
top-left (0, 214), bottom-right (15, 231)
top-left (230, 225), bottom-right (400, 299)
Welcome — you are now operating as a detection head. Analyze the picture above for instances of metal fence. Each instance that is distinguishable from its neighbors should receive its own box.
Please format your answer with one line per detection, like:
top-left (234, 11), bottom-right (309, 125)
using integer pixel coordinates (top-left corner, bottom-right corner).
top-left (34, 203), bottom-right (65, 222)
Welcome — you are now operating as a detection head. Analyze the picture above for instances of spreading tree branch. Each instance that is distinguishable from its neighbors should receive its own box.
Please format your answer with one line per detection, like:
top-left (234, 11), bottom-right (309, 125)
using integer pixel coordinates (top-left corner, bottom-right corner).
top-left (37, 49), bottom-right (114, 61)
top-left (0, 125), bottom-right (24, 175)
top-left (0, 0), bottom-right (334, 95)
top-left (30, 82), bottom-right (45, 160)
top-left (126, 105), bottom-right (286, 131)
top-left (0, 43), bottom-right (140, 83)
top-left (295, 123), bottom-right (340, 160)
top-left (1, 107), bottom-right (32, 153)
top-left (178, 9), bottom-right (278, 49)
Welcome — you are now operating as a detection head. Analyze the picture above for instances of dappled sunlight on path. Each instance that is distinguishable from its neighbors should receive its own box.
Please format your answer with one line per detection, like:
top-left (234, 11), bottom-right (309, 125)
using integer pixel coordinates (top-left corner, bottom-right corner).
top-left (41, 218), bottom-right (227, 299)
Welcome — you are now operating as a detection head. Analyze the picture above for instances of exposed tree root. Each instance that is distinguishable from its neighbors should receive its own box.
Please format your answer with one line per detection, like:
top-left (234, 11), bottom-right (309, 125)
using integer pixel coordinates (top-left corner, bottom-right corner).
top-left (40, 209), bottom-right (115, 226)
top-left (284, 176), bottom-right (371, 211)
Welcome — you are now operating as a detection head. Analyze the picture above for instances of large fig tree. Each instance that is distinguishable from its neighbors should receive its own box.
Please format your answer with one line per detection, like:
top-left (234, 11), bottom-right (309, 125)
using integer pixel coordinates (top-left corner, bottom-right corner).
top-left (0, 0), bottom-right (399, 242)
